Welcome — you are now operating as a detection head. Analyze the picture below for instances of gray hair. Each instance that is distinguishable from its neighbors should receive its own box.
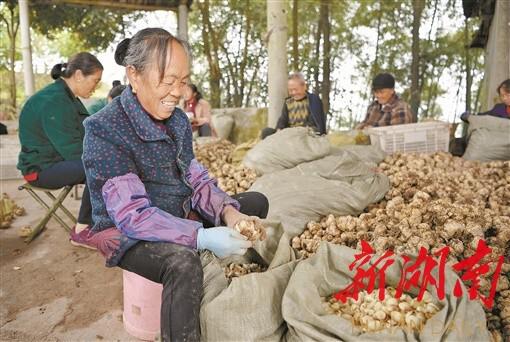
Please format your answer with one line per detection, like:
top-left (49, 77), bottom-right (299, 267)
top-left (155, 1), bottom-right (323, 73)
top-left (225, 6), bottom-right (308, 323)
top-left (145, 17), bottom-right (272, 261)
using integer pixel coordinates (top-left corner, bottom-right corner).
top-left (288, 72), bottom-right (306, 84)
top-left (114, 28), bottom-right (192, 81)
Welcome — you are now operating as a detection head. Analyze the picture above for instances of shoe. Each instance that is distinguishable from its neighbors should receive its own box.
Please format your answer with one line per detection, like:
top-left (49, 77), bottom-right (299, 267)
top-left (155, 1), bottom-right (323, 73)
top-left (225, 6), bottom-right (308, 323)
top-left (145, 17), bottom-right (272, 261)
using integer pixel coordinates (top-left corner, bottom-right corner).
top-left (70, 225), bottom-right (98, 251)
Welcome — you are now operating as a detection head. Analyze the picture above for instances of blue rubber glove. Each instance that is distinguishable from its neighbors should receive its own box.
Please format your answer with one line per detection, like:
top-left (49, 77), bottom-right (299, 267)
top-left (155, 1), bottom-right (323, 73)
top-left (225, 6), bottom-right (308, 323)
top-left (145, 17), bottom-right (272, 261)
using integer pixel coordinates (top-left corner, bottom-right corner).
top-left (196, 227), bottom-right (252, 258)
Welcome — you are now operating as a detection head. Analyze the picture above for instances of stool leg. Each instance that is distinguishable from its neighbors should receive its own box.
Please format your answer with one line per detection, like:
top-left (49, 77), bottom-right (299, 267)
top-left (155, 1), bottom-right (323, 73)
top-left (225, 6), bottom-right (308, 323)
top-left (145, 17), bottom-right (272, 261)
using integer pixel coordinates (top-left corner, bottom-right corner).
top-left (44, 189), bottom-right (78, 224)
top-left (74, 185), bottom-right (82, 200)
top-left (35, 193), bottom-right (71, 231)
top-left (25, 186), bottom-right (73, 243)
top-left (28, 189), bottom-right (73, 232)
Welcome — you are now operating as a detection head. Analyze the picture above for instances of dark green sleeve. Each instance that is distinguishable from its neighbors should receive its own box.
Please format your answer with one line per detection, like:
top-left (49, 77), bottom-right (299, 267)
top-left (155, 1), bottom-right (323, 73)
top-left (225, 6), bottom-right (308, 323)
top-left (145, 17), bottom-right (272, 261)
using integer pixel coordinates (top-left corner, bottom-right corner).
top-left (41, 99), bottom-right (84, 161)
top-left (87, 98), bottom-right (107, 114)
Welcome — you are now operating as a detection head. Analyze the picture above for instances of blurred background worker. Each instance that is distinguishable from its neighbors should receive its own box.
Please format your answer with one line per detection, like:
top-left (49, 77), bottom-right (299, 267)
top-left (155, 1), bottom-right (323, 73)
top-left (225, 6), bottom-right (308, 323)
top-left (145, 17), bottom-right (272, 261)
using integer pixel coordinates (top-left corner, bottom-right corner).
top-left (261, 72), bottom-right (327, 139)
top-left (183, 83), bottom-right (216, 137)
top-left (356, 73), bottom-right (414, 129)
top-left (17, 52), bottom-right (103, 239)
top-left (87, 80), bottom-right (123, 114)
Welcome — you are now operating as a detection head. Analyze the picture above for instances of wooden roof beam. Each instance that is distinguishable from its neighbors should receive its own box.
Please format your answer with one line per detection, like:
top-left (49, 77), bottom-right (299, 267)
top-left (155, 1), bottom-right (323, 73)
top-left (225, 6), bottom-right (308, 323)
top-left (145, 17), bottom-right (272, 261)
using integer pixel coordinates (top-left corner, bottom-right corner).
top-left (37, 0), bottom-right (182, 12)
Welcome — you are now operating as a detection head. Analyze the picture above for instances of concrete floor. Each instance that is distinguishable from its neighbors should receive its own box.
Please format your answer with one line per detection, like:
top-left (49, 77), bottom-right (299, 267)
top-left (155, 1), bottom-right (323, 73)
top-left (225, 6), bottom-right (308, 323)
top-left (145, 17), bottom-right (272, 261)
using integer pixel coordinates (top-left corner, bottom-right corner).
top-left (0, 179), bottom-right (138, 341)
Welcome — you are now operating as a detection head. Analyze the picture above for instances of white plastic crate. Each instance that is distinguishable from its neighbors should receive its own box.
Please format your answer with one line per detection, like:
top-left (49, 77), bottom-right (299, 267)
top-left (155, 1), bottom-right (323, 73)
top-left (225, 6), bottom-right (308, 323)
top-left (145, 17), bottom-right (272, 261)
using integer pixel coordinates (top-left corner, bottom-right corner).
top-left (366, 121), bottom-right (450, 154)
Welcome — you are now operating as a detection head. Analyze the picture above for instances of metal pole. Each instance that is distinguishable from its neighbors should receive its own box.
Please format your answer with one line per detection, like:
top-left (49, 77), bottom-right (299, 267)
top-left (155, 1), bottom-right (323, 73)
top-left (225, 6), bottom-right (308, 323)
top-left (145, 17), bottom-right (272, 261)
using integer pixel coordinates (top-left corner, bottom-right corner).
top-left (19, 0), bottom-right (35, 97)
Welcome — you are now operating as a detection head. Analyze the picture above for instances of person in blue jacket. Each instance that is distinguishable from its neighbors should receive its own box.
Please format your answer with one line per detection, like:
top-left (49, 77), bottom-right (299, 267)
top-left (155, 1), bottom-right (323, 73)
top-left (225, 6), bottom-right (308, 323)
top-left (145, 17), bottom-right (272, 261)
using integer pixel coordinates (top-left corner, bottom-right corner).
top-left (261, 72), bottom-right (327, 139)
top-left (77, 28), bottom-right (269, 342)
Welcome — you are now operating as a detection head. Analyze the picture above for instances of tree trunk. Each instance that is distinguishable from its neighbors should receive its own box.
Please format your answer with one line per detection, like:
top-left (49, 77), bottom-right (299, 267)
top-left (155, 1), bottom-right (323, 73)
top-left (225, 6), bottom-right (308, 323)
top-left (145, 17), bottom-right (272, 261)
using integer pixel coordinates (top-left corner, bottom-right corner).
top-left (9, 32), bottom-right (16, 112)
top-left (423, 66), bottom-right (436, 118)
top-left (473, 80), bottom-right (482, 114)
top-left (365, 4), bottom-right (381, 103)
top-left (410, 0), bottom-right (424, 120)
top-left (1, 3), bottom-right (19, 114)
top-left (427, 68), bottom-right (444, 119)
top-left (320, 0), bottom-right (330, 115)
top-left (313, 3), bottom-right (324, 95)
top-left (267, 0), bottom-right (288, 127)
top-left (238, 0), bottom-right (251, 107)
top-left (292, 0), bottom-right (299, 71)
top-left (197, 0), bottom-right (221, 107)
top-left (245, 45), bottom-right (264, 107)
top-left (220, 43), bottom-right (238, 107)
top-left (371, 6), bottom-right (382, 77)
top-left (464, 18), bottom-right (472, 114)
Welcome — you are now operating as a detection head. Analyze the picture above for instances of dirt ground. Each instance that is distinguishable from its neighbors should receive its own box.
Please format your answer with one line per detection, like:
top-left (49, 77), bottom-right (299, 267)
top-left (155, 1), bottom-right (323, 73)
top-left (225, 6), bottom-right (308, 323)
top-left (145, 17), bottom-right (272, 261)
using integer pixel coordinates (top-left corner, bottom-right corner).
top-left (0, 179), bottom-right (138, 341)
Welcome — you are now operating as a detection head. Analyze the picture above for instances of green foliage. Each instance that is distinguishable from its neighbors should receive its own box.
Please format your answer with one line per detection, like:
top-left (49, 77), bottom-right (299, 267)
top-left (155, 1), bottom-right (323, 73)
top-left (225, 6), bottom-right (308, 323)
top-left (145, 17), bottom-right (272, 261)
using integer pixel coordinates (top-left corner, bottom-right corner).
top-left (0, 8), bottom-right (20, 70)
top-left (189, 0), bottom-right (267, 107)
top-left (327, 0), bottom-right (483, 126)
top-left (29, 4), bottom-right (141, 53)
top-left (46, 30), bottom-right (89, 58)
top-left (187, 0), bottom-right (484, 129)
top-left (0, 2), bottom-right (141, 117)
top-left (0, 0), bottom-right (487, 128)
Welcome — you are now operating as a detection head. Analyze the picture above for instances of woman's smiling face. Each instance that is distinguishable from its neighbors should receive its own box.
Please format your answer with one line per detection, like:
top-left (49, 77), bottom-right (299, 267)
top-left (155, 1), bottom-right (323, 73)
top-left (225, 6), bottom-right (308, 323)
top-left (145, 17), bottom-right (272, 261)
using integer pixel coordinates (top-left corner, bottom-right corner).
top-left (127, 39), bottom-right (190, 120)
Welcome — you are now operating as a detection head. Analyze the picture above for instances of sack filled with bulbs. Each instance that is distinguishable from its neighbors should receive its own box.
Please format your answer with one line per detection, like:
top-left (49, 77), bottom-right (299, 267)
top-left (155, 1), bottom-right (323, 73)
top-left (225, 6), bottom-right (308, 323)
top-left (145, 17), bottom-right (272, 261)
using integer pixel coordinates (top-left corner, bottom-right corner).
top-left (282, 242), bottom-right (491, 342)
top-left (200, 220), bottom-right (299, 341)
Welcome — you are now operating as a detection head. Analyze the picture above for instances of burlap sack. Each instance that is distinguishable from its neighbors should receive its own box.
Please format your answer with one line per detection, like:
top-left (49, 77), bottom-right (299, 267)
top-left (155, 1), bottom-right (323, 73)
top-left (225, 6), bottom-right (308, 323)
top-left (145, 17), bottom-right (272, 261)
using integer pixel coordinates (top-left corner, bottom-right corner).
top-left (331, 145), bottom-right (386, 165)
top-left (194, 136), bottom-right (222, 146)
top-left (463, 115), bottom-right (510, 161)
top-left (243, 127), bottom-right (331, 175)
top-left (212, 114), bottom-right (235, 140)
top-left (231, 138), bottom-right (259, 165)
top-left (200, 220), bottom-right (299, 341)
top-left (283, 242), bottom-right (492, 342)
top-left (327, 131), bottom-right (357, 147)
top-left (250, 152), bottom-right (389, 237)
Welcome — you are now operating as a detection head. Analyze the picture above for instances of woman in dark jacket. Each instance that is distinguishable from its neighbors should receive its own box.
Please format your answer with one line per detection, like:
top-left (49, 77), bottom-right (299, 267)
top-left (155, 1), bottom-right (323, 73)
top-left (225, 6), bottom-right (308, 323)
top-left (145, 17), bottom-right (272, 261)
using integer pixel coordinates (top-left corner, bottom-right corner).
top-left (80, 28), bottom-right (269, 341)
top-left (17, 52), bottom-right (103, 238)
top-left (480, 79), bottom-right (510, 119)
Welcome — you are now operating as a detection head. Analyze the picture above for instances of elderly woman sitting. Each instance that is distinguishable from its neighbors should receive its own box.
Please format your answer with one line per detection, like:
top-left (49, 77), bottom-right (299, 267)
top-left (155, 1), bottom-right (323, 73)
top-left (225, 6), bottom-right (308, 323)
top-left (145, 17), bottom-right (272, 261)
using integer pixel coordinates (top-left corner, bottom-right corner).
top-left (79, 28), bottom-right (269, 341)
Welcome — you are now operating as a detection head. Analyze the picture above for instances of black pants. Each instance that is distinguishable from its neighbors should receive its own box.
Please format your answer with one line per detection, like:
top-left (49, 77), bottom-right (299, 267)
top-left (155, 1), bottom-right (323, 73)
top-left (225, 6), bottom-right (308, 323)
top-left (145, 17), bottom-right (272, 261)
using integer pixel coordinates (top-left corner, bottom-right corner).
top-left (0, 122), bottom-right (7, 135)
top-left (198, 123), bottom-right (212, 137)
top-left (29, 160), bottom-right (92, 225)
top-left (260, 127), bottom-right (277, 140)
top-left (118, 191), bottom-right (268, 342)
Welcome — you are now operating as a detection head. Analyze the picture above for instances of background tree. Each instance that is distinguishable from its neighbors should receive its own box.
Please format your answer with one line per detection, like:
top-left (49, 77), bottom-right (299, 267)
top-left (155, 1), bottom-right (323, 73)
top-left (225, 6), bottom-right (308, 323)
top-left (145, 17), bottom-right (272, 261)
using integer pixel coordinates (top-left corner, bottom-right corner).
top-left (190, 0), bottom-right (267, 108)
top-left (142, 0), bottom-right (484, 129)
top-left (410, 0), bottom-right (425, 118)
top-left (1, 0), bottom-right (485, 129)
top-left (0, 1), bottom-right (141, 118)
top-left (0, 0), bottom-right (20, 117)
top-left (334, 0), bottom-right (483, 127)
top-left (319, 0), bottom-right (331, 114)
top-left (30, 3), bottom-right (140, 52)
top-left (291, 0), bottom-right (298, 72)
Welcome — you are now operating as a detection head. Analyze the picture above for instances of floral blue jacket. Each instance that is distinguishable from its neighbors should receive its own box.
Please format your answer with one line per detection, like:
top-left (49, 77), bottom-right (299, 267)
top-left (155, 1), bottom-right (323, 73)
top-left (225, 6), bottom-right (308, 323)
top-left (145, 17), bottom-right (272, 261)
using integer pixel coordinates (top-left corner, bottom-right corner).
top-left (82, 86), bottom-right (239, 267)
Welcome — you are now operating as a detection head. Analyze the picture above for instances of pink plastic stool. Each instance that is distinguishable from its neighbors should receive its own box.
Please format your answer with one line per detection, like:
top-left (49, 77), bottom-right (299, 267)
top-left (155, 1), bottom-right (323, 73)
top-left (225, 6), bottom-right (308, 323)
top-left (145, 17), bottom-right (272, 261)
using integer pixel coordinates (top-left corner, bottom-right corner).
top-left (123, 270), bottom-right (163, 341)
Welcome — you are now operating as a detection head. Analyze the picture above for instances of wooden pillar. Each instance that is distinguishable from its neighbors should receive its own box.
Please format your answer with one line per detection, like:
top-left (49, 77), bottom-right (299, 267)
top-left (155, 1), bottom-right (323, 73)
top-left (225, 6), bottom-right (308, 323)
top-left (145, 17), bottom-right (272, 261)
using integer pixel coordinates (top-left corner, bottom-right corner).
top-left (481, 0), bottom-right (510, 110)
top-left (19, 0), bottom-right (35, 96)
top-left (267, 0), bottom-right (288, 128)
top-left (177, 0), bottom-right (189, 41)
